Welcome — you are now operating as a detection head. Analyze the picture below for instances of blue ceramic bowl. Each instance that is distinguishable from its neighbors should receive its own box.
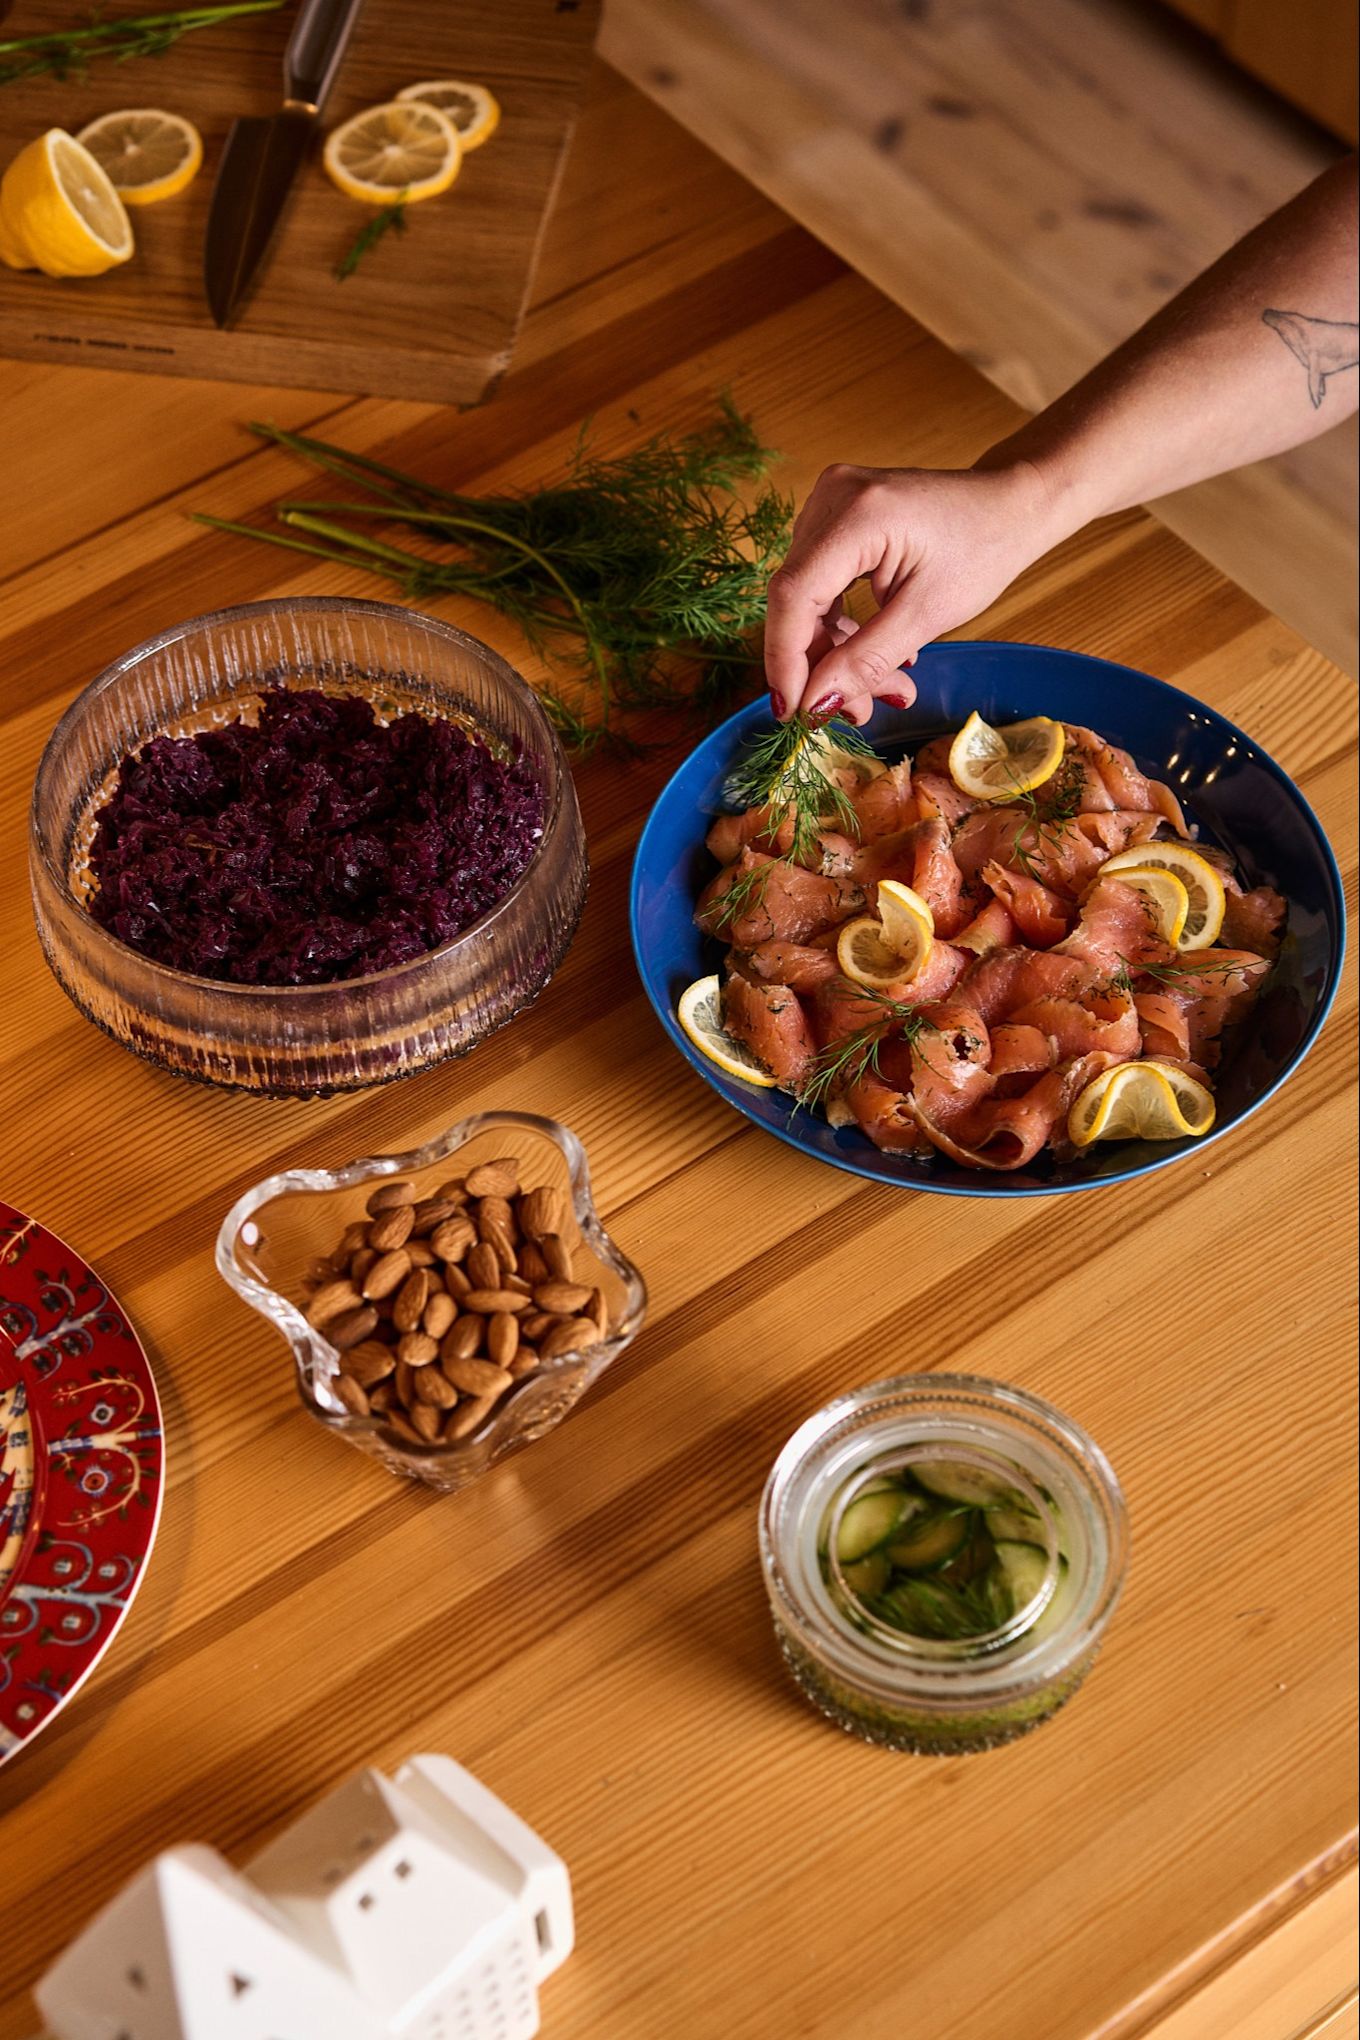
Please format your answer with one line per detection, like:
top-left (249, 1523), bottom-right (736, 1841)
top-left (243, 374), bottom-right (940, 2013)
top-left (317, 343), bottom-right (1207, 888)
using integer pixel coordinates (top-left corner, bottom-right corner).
top-left (630, 641), bottom-right (1345, 1196)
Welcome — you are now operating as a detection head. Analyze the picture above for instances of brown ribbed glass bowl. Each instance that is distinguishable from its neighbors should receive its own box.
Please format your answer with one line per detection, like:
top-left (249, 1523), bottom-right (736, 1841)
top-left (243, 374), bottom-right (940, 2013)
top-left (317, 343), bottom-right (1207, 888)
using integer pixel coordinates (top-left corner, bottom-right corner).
top-left (29, 598), bottom-right (588, 1095)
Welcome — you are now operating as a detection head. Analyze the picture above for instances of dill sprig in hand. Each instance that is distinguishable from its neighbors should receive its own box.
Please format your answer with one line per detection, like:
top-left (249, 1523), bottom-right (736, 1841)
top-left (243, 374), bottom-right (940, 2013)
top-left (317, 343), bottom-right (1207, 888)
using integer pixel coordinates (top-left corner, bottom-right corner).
top-left (192, 400), bottom-right (791, 750)
top-left (710, 712), bottom-right (876, 932)
top-left (0, 2), bottom-right (285, 85)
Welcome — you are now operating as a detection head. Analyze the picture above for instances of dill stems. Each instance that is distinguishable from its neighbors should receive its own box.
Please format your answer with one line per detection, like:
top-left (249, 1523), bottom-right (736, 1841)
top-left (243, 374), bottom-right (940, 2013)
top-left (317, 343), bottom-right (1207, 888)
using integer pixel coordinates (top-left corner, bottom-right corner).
top-left (195, 402), bottom-right (793, 750)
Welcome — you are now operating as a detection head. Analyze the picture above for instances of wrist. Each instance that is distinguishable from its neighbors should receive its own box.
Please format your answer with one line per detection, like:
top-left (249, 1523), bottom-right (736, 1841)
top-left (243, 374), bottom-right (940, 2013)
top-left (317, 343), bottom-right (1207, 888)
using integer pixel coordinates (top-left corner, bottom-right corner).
top-left (971, 438), bottom-right (1093, 553)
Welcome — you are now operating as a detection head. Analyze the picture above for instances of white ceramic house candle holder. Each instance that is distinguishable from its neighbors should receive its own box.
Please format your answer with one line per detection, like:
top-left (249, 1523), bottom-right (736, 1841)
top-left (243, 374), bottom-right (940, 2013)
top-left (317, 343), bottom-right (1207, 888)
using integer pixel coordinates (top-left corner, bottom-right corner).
top-left (35, 1755), bottom-right (573, 2040)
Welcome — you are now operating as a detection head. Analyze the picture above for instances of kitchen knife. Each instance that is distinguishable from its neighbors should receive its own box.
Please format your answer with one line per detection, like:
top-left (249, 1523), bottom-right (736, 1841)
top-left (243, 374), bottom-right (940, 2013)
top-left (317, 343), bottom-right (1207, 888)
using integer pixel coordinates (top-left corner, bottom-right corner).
top-left (204, 0), bottom-right (366, 329)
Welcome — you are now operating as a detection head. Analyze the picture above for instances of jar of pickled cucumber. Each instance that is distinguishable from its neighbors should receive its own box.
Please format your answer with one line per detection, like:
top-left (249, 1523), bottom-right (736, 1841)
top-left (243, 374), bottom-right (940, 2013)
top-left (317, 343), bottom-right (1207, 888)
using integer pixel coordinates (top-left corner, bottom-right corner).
top-left (758, 1374), bottom-right (1128, 1755)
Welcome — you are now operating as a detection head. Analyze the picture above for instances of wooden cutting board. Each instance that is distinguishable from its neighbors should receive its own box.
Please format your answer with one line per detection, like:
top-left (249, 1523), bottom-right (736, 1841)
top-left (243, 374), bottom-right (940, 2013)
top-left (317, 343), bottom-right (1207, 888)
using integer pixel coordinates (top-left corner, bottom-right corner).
top-left (0, 0), bottom-right (599, 400)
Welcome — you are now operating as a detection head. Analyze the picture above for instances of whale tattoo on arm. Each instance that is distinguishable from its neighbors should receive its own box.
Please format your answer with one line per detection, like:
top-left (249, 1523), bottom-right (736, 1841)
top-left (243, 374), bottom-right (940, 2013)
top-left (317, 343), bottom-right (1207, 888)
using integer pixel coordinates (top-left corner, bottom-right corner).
top-left (1262, 308), bottom-right (1359, 409)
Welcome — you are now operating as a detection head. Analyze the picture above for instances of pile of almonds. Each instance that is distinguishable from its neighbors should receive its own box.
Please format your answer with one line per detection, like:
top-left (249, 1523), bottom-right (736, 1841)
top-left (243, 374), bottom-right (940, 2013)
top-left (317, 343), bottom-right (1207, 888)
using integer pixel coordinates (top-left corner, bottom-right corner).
top-left (299, 1157), bottom-right (611, 1448)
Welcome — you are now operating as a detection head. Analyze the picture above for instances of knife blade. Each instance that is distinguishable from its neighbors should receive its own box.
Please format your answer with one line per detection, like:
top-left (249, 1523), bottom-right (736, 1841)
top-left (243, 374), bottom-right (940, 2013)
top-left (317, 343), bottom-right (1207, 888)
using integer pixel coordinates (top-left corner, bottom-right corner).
top-left (204, 0), bottom-right (367, 329)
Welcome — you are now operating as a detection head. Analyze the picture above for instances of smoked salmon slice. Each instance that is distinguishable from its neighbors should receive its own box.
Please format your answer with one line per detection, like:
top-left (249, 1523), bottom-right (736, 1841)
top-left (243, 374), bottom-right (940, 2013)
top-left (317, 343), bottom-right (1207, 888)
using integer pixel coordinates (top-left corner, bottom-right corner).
top-left (721, 973), bottom-right (818, 1090)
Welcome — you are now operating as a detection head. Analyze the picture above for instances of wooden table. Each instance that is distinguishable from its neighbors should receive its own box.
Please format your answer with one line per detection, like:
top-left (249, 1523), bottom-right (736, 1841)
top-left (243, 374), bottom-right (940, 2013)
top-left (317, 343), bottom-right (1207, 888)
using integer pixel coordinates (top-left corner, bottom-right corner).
top-left (1, 61), bottom-right (1355, 2040)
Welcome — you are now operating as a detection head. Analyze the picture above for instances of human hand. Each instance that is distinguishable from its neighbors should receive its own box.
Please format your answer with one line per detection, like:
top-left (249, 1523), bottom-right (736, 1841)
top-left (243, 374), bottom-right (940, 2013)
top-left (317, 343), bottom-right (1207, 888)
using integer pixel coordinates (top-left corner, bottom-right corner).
top-left (762, 459), bottom-right (1063, 724)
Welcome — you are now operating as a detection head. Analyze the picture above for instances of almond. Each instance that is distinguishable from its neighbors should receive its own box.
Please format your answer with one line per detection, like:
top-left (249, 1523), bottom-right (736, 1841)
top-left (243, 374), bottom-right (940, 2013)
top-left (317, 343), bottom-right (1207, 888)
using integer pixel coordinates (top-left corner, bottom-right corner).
top-left (509, 1346), bottom-right (540, 1379)
top-left (410, 1197), bottom-right (462, 1237)
top-left (516, 1239), bottom-right (550, 1285)
top-left (442, 1354), bottom-right (514, 1397)
top-left (440, 1316), bottom-right (485, 1363)
top-left (461, 1288), bottom-right (532, 1315)
top-left (522, 1311), bottom-right (557, 1342)
top-left (406, 1240), bottom-right (437, 1269)
top-left (385, 1410), bottom-right (427, 1447)
top-left (476, 1193), bottom-right (517, 1236)
top-left (362, 1249), bottom-right (411, 1301)
top-left (411, 1402), bottom-right (442, 1442)
top-left (444, 1262), bottom-right (472, 1297)
top-left (328, 1304), bottom-right (380, 1351)
top-left (486, 1313), bottom-right (520, 1369)
top-left (397, 1330), bottom-right (439, 1369)
top-left (413, 1366), bottom-right (458, 1408)
top-left (333, 1372), bottom-right (370, 1416)
top-left (517, 1186), bottom-right (563, 1240)
top-left (504, 1272), bottom-right (532, 1297)
top-left (368, 1380), bottom-right (398, 1412)
top-left (340, 1220), bottom-right (371, 1258)
top-left (588, 1287), bottom-right (611, 1336)
top-left (465, 1160), bottom-right (520, 1199)
top-left (431, 1215), bottom-right (477, 1263)
top-left (305, 1279), bottom-right (362, 1328)
top-left (394, 1359), bottom-right (417, 1407)
top-left (465, 1241), bottom-right (501, 1291)
top-left (533, 1280), bottom-right (593, 1316)
top-left (349, 1247), bottom-right (378, 1287)
top-left (345, 1341), bottom-right (396, 1388)
top-left (539, 1317), bottom-right (603, 1361)
top-left (443, 1392), bottom-right (501, 1440)
top-left (422, 1291), bottom-right (456, 1341)
top-left (541, 1233), bottom-right (574, 1282)
top-left (368, 1204), bottom-right (415, 1253)
top-left (433, 1178), bottom-right (468, 1201)
top-left (392, 1268), bottom-right (431, 1333)
top-left (366, 1180), bottom-right (417, 1214)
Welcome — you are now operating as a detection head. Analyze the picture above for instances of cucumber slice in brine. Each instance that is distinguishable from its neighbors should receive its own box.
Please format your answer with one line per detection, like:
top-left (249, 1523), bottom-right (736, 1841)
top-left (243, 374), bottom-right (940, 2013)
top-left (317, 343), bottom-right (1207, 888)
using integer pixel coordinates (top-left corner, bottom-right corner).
top-left (993, 1540), bottom-right (1050, 1613)
top-left (985, 1503), bottom-right (1047, 1546)
top-left (836, 1488), bottom-right (912, 1561)
top-left (914, 1458), bottom-right (1021, 1508)
top-left (841, 1550), bottom-right (891, 1599)
top-left (885, 1508), bottom-right (971, 1572)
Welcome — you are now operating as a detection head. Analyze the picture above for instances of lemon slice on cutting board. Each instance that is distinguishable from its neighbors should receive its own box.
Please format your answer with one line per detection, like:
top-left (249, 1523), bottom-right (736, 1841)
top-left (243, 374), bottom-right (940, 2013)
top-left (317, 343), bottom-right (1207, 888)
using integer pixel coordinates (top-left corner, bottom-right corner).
top-left (948, 711), bottom-right (1065, 802)
top-left (1099, 866), bottom-right (1189, 947)
top-left (1099, 843), bottom-right (1225, 951)
top-left (323, 101), bottom-right (462, 205)
top-left (837, 880), bottom-right (934, 990)
top-left (75, 109), bottom-right (202, 205)
top-left (396, 79), bottom-right (501, 151)
top-left (0, 129), bottom-right (133, 275)
top-left (1068, 1059), bottom-right (1216, 1147)
top-left (677, 974), bottom-right (778, 1087)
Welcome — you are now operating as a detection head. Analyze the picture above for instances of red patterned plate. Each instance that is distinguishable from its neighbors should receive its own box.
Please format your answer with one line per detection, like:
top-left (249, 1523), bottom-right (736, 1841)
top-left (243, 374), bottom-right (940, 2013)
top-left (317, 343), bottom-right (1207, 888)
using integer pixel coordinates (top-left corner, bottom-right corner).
top-left (0, 1201), bottom-right (163, 1766)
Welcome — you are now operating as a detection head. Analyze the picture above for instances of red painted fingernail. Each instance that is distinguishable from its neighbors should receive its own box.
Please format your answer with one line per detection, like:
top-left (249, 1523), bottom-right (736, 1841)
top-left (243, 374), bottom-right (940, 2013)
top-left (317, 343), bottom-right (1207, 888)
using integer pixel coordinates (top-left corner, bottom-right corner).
top-left (769, 690), bottom-right (786, 718)
top-left (882, 692), bottom-right (912, 709)
top-left (810, 693), bottom-right (843, 723)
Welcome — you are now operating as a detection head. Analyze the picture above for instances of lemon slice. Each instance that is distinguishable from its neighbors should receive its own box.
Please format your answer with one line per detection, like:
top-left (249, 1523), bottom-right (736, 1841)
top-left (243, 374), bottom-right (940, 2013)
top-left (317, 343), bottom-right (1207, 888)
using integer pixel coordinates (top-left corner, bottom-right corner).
top-left (1099, 865), bottom-right (1189, 946)
top-left (875, 879), bottom-right (934, 970)
top-left (74, 109), bottom-right (202, 205)
top-left (677, 975), bottom-right (777, 1087)
top-left (0, 129), bottom-right (133, 275)
top-left (323, 101), bottom-right (461, 205)
top-left (948, 711), bottom-right (1065, 802)
top-left (396, 79), bottom-right (501, 151)
top-left (1068, 1059), bottom-right (1216, 1147)
top-left (1099, 843), bottom-right (1225, 951)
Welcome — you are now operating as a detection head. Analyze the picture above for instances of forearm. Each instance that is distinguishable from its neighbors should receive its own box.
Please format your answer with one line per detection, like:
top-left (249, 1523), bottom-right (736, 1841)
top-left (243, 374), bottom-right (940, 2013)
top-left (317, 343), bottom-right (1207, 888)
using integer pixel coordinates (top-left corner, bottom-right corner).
top-left (980, 156), bottom-right (1359, 537)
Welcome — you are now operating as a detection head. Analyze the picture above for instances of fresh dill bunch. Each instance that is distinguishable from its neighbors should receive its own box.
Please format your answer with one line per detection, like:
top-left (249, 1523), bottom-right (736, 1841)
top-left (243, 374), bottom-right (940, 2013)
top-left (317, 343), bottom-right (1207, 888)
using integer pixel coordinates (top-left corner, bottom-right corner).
top-left (334, 197), bottom-right (407, 281)
top-left (0, 2), bottom-right (285, 85)
top-left (725, 712), bottom-right (876, 867)
top-left (190, 400), bottom-right (791, 749)
top-left (797, 988), bottom-right (938, 1113)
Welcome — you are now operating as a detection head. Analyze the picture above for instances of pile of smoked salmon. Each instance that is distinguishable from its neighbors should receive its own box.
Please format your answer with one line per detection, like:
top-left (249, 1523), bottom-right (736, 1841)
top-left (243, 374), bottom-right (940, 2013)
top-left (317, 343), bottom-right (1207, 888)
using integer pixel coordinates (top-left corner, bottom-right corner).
top-left (693, 720), bottom-right (1286, 1171)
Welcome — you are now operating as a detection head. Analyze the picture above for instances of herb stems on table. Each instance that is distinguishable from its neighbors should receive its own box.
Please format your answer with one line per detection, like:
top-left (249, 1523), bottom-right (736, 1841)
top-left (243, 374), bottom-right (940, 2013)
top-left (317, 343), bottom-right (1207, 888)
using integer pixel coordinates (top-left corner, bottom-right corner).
top-left (0, 2), bottom-right (285, 85)
top-left (334, 196), bottom-right (408, 281)
top-left (191, 401), bottom-right (791, 750)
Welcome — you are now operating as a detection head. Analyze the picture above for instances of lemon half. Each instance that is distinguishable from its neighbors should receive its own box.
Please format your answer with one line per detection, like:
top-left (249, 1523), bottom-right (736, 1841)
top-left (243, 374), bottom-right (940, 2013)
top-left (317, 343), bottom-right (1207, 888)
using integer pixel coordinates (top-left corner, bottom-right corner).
top-left (396, 79), bottom-right (501, 151)
top-left (0, 129), bottom-right (133, 275)
top-left (75, 109), bottom-right (202, 205)
top-left (1068, 1059), bottom-right (1216, 1147)
top-left (677, 975), bottom-right (777, 1087)
top-left (323, 101), bottom-right (461, 205)
top-left (948, 711), bottom-right (1064, 803)
top-left (1100, 866), bottom-right (1189, 946)
top-left (1099, 843), bottom-right (1225, 950)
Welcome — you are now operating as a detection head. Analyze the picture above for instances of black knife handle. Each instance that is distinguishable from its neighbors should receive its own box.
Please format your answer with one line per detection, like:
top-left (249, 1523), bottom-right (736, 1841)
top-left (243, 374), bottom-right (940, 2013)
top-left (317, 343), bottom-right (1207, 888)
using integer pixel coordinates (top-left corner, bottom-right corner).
top-left (283, 0), bottom-right (366, 112)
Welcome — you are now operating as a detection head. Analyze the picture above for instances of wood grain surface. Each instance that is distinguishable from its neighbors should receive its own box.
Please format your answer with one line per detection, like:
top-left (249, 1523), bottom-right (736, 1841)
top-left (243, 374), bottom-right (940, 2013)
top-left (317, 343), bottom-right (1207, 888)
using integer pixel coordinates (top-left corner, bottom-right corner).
top-left (0, 0), bottom-right (598, 399)
top-left (0, 61), bottom-right (1356, 2040)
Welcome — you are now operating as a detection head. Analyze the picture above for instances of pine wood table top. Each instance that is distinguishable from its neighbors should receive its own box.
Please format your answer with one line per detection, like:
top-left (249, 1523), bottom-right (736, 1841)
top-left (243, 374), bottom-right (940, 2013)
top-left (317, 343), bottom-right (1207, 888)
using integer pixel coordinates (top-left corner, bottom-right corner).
top-left (0, 61), bottom-right (1355, 2040)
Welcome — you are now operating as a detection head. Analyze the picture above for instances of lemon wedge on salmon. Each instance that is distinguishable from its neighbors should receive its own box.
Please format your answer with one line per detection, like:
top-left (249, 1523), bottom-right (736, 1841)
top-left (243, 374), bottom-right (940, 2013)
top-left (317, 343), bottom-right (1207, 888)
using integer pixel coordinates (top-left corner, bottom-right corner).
top-left (396, 79), bottom-right (501, 151)
top-left (1068, 1059), bottom-right (1216, 1147)
top-left (949, 711), bottom-right (1064, 802)
top-left (1099, 866), bottom-right (1189, 946)
top-left (323, 101), bottom-right (461, 205)
top-left (1099, 843), bottom-right (1225, 950)
top-left (837, 880), bottom-right (934, 990)
top-left (678, 974), bottom-right (777, 1086)
top-left (0, 129), bottom-right (133, 275)
top-left (75, 109), bottom-right (202, 205)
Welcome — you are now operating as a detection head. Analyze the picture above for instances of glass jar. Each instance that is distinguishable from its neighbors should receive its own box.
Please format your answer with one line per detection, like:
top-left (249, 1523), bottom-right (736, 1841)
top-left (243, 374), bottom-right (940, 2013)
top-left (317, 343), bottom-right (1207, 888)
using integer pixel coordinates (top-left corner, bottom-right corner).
top-left (759, 1374), bottom-right (1127, 1754)
top-left (216, 1111), bottom-right (646, 1493)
